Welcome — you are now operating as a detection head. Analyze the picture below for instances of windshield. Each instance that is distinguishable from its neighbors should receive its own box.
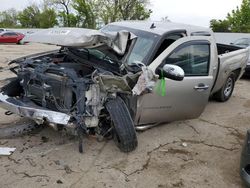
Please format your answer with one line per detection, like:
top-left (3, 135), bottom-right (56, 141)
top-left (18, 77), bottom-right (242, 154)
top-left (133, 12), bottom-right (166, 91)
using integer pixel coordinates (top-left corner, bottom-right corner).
top-left (127, 37), bottom-right (155, 65)
top-left (85, 47), bottom-right (119, 64)
top-left (68, 45), bottom-right (120, 65)
top-left (101, 25), bottom-right (159, 65)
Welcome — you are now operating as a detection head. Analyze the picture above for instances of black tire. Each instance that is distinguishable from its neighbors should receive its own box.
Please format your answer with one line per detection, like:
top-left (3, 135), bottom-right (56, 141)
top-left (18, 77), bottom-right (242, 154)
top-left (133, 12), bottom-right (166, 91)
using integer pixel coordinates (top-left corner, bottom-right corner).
top-left (105, 97), bottom-right (138, 152)
top-left (0, 118), bottom-right (38, 139)
top-left (17, 40), bottom-right (23, 45)
top-left (214, 72), bottom-right (235, 102)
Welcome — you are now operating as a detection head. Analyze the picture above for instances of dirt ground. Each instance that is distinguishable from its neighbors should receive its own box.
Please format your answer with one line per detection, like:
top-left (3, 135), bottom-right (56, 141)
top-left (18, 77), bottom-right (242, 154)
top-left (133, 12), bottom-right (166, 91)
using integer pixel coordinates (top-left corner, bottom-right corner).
top-left (0, 43), bottom-right (249, 188)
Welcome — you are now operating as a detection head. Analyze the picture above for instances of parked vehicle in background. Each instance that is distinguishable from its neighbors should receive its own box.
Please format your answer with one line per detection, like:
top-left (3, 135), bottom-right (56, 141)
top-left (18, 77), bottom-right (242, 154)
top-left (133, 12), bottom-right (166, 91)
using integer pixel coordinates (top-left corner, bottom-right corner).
top-left (0, 31), bottom-right (25, 44)
top-left (231, 38), bottom-right (250, 76)
top-left (0, 21), bottom-right (249, 153)
top-left (231, 38), bottom-right (250, 48)
top-left (0, 29), bottom-right (7, 33)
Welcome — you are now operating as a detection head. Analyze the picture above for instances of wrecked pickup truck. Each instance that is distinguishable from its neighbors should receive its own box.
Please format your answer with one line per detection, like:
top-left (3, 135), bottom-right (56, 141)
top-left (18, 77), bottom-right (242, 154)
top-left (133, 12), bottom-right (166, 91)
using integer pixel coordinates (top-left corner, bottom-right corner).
top-left (0, 21), bottom-right (249, 153)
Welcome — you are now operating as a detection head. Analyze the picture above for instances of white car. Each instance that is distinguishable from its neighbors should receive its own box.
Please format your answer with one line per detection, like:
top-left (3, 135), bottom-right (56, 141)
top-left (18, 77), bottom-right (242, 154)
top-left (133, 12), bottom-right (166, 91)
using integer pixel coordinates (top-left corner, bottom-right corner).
top-left (0, 29), bottom-right (7, 33)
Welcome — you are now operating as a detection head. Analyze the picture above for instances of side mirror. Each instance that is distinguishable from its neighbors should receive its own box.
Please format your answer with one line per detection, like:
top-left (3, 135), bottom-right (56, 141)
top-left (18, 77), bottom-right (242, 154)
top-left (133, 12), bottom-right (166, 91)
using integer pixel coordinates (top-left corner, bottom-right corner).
top-left (156, 64), bottom-right (184, 81)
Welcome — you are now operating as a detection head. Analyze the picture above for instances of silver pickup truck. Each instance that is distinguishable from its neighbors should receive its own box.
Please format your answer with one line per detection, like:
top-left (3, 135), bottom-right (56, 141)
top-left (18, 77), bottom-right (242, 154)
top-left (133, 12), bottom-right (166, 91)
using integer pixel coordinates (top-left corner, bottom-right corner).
top-left (0, 21), bottom-right (249, 152)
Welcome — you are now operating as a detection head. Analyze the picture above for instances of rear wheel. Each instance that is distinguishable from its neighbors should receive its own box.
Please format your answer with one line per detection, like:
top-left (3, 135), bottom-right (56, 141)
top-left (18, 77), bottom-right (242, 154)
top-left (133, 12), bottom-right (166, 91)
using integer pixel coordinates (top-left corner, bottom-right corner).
top-left (105, 97), bottom-right (138, 152)
top-left (214, 72), bottom-right (235, 102)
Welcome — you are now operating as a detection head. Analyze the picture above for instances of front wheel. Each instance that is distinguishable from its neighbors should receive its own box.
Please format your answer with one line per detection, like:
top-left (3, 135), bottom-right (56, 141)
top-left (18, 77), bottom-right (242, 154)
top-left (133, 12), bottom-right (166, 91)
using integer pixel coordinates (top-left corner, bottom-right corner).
top-left (105, 97), bottom-right (138, 152)
top-left (17, 40), bottom-right (24, 45)
top-left (214, 72), bottom-right (235, 102)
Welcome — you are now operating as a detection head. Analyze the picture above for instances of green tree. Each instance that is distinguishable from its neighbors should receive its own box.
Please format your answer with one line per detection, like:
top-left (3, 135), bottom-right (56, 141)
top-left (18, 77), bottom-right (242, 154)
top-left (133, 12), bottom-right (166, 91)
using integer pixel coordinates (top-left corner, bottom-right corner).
top-left (47, 0), bottom-right (74, 26)
top-left (98, 0), bottom-right (151, 25)
top-left (57, 11), bottom-right (78, 27)
top-left (98, 0), bottom-right (119, 25)
top-left (210, 0), bottom-right (250, 33)
top-left (0, 8), bottom-right (19, 28)
top-left (18, 5), bottom-right (41, 28)
top-left (118, 0), bottom-right (152, 20)
top-left (40, 8), bottom-right (58, 28)
top-left (210, 19), bottom-right (231, 32)
top-left (72, 0), bottom-right (96, 28)
top-left (18, 2), bottom-right (58, 28)
top-left (1, 0), bottom-right (152, 29)
top-left (227, 0), bottom-right (250, 32)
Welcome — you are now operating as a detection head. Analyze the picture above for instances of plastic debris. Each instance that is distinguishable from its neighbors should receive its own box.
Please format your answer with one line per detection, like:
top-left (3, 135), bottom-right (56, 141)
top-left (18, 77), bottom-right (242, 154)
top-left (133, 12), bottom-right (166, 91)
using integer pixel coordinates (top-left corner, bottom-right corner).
top-left (0, 147), bottom-right (16, 155)
top-left (182, 143), bottom-right (188, 147)
top-left (132, 66), bottom-right (157, 95)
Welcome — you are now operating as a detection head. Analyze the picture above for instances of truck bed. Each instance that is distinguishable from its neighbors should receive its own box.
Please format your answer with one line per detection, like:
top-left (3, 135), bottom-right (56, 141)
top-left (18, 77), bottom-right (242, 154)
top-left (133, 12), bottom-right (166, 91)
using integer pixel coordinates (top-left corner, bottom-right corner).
top-left (211, 44), bottom-right (249, 94)
top-left (217, 43), bottom-right (243, 55)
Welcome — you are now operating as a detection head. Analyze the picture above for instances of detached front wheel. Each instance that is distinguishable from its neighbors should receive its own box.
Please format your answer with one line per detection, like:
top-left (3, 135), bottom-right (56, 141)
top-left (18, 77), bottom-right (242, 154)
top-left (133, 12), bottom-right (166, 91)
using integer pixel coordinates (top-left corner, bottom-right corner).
top-left (214, 72), bottom-right (235, 102)
top-left (105, 97), bottom-right (138, 152)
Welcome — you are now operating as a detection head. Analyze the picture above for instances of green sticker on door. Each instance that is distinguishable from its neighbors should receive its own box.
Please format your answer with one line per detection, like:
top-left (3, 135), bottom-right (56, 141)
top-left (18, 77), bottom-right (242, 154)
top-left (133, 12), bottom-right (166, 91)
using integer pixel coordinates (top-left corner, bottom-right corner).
top-left (155, 70), bottom-right (166, 96)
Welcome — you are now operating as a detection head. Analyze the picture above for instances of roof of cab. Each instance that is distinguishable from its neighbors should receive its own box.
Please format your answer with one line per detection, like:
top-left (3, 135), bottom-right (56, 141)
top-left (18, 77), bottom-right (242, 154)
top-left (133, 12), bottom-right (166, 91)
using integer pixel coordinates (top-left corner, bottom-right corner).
top-left (108, 20), bottom-right (213, 36)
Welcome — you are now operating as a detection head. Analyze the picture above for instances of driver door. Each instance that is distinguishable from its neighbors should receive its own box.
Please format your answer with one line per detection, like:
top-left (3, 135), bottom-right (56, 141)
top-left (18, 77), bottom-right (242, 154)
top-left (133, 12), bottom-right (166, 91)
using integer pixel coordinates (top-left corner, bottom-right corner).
top-left (135, 36), bottom-right (215, 125)
top-left (0, 34), bottom-right (9, 43)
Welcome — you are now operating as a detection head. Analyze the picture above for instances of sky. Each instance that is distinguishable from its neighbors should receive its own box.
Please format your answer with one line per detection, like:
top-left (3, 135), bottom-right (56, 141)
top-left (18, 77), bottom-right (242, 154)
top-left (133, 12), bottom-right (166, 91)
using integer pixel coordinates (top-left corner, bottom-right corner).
top-left (149, 0), bottom-right (242, 27)
top-left (0, 0), bottom-right (243, 27)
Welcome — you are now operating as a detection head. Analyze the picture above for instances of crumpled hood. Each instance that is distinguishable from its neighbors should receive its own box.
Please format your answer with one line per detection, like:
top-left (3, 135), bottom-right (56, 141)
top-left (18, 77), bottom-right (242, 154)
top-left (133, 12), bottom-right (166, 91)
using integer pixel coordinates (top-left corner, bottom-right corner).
top-left (22, 28), bottom-right (136, 55)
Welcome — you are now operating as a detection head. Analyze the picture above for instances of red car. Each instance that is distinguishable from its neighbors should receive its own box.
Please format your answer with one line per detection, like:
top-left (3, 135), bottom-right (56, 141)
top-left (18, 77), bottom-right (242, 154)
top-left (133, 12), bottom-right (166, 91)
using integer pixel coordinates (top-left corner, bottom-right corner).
top-left (0, 31), bottom-right (25, 44)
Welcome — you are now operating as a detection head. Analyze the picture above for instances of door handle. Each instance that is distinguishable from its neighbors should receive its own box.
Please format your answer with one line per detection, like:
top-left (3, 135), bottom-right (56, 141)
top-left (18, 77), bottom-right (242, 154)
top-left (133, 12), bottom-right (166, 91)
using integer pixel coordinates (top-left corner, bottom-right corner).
top-left (194, 84), bottom-right (209, 91)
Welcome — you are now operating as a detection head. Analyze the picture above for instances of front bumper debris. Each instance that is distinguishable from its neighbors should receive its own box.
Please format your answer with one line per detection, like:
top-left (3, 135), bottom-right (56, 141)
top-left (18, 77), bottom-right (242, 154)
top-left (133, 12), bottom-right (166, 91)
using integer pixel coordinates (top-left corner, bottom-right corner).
top-left (0, 92), bottom-right (71, 125)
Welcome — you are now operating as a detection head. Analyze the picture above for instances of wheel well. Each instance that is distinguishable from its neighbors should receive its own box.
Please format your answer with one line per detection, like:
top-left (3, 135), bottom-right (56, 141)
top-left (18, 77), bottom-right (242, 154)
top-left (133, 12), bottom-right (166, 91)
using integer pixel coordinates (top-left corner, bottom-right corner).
top-left (233, 68), bottom-right (241, 80)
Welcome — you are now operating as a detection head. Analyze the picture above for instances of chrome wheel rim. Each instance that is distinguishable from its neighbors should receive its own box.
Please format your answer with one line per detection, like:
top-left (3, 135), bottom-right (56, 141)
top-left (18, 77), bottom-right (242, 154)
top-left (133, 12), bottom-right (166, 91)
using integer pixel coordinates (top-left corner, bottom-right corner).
top-left (224, 77), bottom-right (233, 97)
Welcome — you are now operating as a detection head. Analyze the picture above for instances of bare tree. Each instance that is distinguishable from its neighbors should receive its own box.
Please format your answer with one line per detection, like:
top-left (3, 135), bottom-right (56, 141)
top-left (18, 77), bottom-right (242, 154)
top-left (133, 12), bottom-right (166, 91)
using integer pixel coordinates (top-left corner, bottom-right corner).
top-left (47, 0), bottom-right (72, 26)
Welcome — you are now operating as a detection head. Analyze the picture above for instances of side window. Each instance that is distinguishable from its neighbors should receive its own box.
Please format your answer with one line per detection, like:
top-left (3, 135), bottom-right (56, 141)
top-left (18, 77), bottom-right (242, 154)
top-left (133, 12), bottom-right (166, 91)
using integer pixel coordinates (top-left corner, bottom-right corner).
top-left (153, 34), bottom-right (185, 60)
top-left (10, 33), bottom-right (18, 36)
top-left (3, 33), bottom-right (17, 36)
top-left (163, 43), bottom-right (210, 76)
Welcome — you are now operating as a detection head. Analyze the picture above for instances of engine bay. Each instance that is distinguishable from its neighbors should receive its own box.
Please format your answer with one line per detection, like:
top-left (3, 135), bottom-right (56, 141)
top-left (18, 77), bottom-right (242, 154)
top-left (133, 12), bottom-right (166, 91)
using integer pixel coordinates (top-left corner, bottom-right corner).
top-left (18, 54), bottom-right (94, 114)
top-left (6, 47), bottom-right (140, 132)
top-left (0, 43), bottom-right (157, 153)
